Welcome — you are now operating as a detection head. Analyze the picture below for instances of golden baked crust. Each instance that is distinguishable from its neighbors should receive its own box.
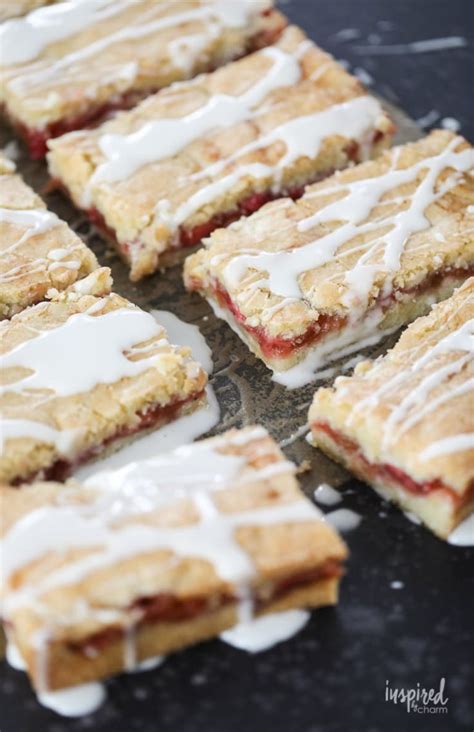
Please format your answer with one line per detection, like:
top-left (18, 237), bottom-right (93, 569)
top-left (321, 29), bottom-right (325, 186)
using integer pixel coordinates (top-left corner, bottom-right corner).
top-left (0, 0), bottom-right (285, 134)
top-left (185, 130), bottom-right (474, 371)
top-left (47, 25), bottom-right (394, 280)
top-left (0, 426), bottom-right (348, 690)
top-left (0, 0), bottom-right (55, 22)
top-left (0, 155), bottom-right (98, 319)
top-left (0, 269), bottom-right (208, 484)
top-left (309, 278), bottom-right (474, 539)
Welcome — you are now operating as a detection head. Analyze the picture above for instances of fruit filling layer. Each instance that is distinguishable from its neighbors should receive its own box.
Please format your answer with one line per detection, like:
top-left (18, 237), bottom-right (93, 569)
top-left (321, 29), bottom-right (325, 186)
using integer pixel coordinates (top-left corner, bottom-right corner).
top-left (196, 266), bottom-right (474, 360)
top-left (13, 389), bottom-right (205, 485)
top-left (67, 560), bottom-right (343, 657)
top-left (312, 421), bottom-right (461, 502)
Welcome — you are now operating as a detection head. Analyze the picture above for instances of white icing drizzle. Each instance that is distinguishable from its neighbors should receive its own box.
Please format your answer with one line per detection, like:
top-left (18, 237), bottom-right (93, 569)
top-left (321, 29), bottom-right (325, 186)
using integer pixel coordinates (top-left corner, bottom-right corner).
top-left (0, 0), bottom-right (128, 66)
top-left (220, 609), bottom-right (310, 653)
top-left (0, 206), bottom-right (60, 253)
top-left (89, 46), bottom-right (303, 188)
top-left (419, 433), bottom-right (474, 461)
top-left (152, 95), bottom-right (383, 233)
top-left (313, 483), bottom-right (342, 506)
top-left (74, 309), bottom-right (217, 481)
top-left (1, 429), bottom-right (315, 615)
top-left (346, 296), bottom-right (474, 460)
top-left (4, 0), bottom-right (270, 94)
top-left (37, 683), bottom-right (106, 718)
top-left (223, 136), bottom-right (474, 309)
top-left (0, 301), bottom-right (190, 454)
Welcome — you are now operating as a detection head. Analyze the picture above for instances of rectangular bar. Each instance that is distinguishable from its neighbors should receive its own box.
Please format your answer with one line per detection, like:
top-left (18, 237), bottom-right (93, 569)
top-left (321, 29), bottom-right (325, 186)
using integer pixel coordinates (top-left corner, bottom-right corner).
top-left (47, 25), bottom-right (394, 281)
top-left (0, 425), bottom-right (348, 692)
top-left (309, 278), bottom-right (474, 539)
top-left (184, 130), bottom-right (474, 386)
top-left (0, 152), bottom-right (98, 319)
top-left (0, 268), bottom-right (208, 484)
top-left (0, 0), bottom-right (286, 158)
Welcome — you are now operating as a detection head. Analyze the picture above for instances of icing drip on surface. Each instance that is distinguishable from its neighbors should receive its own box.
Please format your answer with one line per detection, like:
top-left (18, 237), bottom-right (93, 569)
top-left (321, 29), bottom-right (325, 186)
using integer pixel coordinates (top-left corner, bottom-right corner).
top-left (314, 483), bottom-right (342, 506)
top-left (220, 609), bottom-right (310, 653)
top-left (325, 508), bottom-right (362, 532)
top-left (448, 515), bottom-right (474, 546)
top-left (74, 383), bottom-right (220, 480)
top-left (150, 309), bottom-right (213, 374)
top-left (37, 683), bottom-right (106, 718)
top-left (6, 640), bottom-right (27, 671)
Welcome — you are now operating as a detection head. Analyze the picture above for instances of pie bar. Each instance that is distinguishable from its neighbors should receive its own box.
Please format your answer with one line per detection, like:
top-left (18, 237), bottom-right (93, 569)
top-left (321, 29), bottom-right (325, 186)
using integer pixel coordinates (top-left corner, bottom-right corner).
top-left (47, 25), bottom-right (394, 281)
top-left (185, 130), bottom-right (474, 384)
top-left (309, 279), bottom-right (474, 539)
top-left (0, 0), bottom-right (286, 159)
top-left (0, 268), bottom-right (207, 485)
top-left (0, 152), bottom-right (98, 319)
top-left (0, 0), bottom-right (54, 22)
top-left (0, 426), bottom-right (348, 692)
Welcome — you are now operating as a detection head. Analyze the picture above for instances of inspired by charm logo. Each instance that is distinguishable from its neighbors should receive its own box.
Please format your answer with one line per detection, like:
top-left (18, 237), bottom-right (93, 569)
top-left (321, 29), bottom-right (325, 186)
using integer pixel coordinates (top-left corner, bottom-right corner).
top-left (385, 678), bottom-right (449, 714)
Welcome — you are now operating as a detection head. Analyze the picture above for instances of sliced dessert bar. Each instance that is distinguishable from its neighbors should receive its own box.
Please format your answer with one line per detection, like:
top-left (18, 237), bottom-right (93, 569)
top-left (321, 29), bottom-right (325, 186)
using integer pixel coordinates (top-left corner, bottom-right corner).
top-left (185, 130), bottom-right (474, 385)
top-left (0, 152), bottom-right (98, 319)
top-left (0, 269), bottom-right (207, 484)
top-left (0, 0), bottom-right (286, 158)
top-left (47, 25), bottom-right (394, 280)
top-left (309, 279), bottom-right (474, 539)
top-left (0, 426), bottom-right (348, 691)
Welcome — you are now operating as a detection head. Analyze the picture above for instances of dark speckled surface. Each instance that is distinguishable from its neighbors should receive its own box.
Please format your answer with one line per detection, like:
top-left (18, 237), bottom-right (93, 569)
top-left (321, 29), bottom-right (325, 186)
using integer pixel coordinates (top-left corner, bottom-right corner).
top-left (0, 1), bottom-right (473, 731)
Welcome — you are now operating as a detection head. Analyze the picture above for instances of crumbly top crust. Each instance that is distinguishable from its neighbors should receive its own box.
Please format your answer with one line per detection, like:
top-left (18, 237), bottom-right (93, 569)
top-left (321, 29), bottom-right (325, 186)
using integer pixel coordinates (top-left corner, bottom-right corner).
top-left (309, 278), bottom-right (474, 493)
top-left (0, 273), bottom-right (207, 483)
top-left (0, 0), bottom-right (282, 128)
top-left (47, 25), bottom-right (392, 279)
top-left (0, 160), bottom-right (98, 316)
top-left (185, 130), bottom-right (474, 340)
top-left (0, 426), bottom-right (347, 647)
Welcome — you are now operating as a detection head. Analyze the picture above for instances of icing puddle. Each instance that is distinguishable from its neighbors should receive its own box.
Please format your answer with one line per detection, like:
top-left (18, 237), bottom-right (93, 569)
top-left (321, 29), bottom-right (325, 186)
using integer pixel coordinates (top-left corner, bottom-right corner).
top-left (220, 609), bottom-right (310, 653)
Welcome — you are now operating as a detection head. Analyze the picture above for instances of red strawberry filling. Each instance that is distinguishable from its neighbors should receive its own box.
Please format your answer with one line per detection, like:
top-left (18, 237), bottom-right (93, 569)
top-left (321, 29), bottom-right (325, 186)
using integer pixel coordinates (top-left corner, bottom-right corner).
top-left (193, 266), bottom-right (474, 361)
top-left (14, 389), bottom-right (205, 486)
top-left (312, 421), bottom-right (459, 501)
top-left (67, 559), bottom-right (343, 657)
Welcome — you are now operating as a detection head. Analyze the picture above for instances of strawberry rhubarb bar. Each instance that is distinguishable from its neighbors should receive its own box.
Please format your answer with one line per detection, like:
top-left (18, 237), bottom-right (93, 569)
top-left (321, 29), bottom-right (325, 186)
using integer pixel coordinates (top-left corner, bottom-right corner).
top-left (184, 130), bottom-right (474, 385)
top-left (0, 0), bottom-right (285, 158)
top-left (47, 25), bottom-right (394, 281)
top-left (0, 268), bottom-right (207, 484)
top-left (309, 279), bottom-right (474, 539)
top-left (0, 151), bottom-right (98, 319)
top-left (0, 426), bottom-right (347, 692)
